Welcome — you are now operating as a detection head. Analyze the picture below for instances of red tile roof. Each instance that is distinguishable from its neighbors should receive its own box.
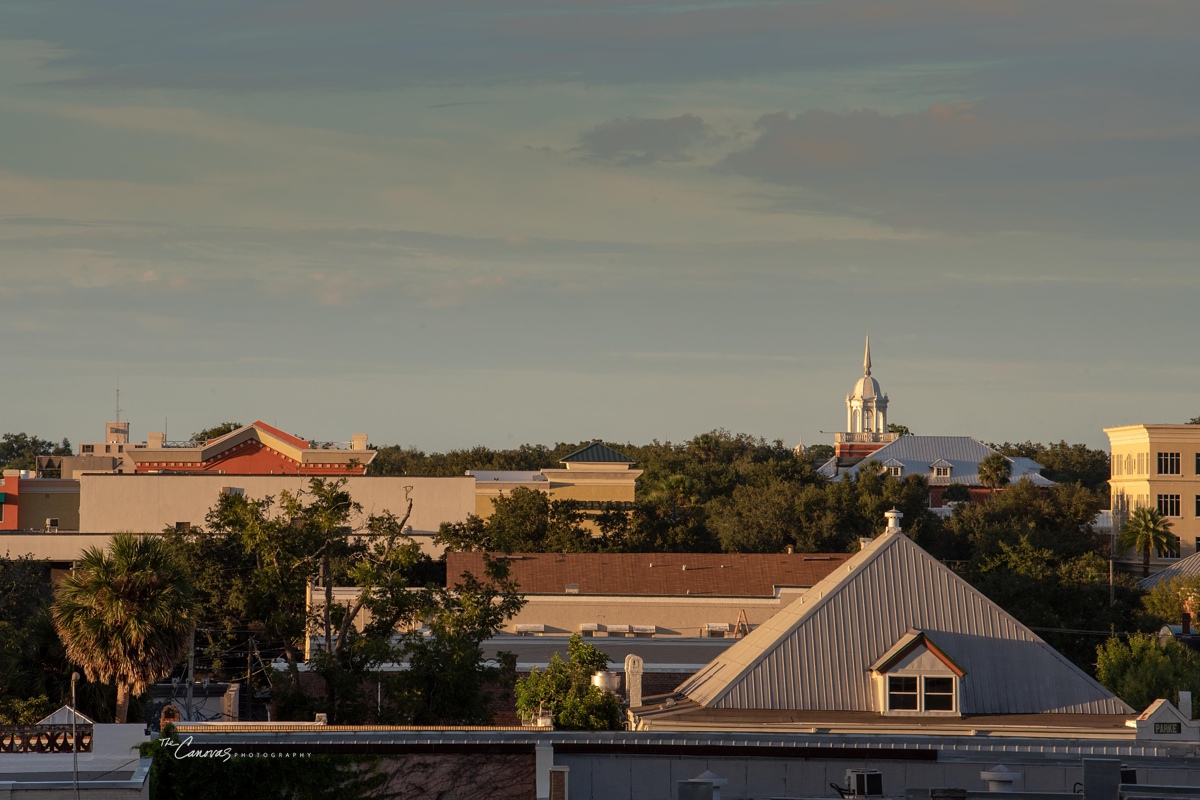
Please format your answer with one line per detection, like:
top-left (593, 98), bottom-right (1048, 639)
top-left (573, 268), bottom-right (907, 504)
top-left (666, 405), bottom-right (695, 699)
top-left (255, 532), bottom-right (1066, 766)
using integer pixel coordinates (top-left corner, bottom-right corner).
top-left (446, 552), bottom-right (853, 597)
top-left (249, 420), bottom-right (310, 450)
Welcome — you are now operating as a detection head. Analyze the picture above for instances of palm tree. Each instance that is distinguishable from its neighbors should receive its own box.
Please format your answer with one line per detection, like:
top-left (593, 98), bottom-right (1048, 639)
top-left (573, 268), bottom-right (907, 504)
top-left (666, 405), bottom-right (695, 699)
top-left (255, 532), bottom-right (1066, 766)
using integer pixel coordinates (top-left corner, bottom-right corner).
top-left (52, 534), bottom-right (194, 723)
top-left (1118, 507), bottom-right (1176, 578)
top-left (977, 453), bottom-right (1012, 495)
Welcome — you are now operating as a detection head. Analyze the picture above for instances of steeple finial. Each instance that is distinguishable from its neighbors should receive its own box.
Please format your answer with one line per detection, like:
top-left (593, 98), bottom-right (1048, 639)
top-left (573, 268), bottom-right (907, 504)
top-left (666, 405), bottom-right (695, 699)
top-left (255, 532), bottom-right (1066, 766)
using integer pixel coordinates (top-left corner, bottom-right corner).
top-left (863, 335), bottom-right (872, 376)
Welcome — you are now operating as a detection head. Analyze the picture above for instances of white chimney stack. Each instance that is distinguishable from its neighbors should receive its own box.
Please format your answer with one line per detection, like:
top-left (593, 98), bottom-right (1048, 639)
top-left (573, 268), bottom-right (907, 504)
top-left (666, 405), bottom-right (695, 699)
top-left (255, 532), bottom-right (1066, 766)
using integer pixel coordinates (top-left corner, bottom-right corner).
top-left (1179, 691), bottom-right (1193, 720)
top-left (351, 433), bottom-right (368, 450)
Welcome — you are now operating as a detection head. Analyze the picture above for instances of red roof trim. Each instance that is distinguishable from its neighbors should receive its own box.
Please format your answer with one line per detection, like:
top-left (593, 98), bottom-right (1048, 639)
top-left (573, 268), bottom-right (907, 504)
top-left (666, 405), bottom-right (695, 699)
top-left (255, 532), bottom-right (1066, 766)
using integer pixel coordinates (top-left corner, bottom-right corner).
top-left (250, 421), bottom-right (310, 450)
top-left (873, 632), bottom-right (966, 678)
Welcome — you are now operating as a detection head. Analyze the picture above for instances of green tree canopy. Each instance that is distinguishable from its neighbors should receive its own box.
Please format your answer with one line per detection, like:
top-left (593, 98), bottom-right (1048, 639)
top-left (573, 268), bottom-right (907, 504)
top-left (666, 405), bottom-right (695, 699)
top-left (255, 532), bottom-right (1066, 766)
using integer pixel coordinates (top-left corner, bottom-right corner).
top-left (51, 534), bottom-right (195, 723)
top-left (707, 481), bottom-right (801, 553)
top-left (1097, 633), bottom-right (1200, 715)
top-left (436, 488), bottom-right (595, 553)
top-left (887, 423), bottom-right (912, 436)
top-left (991, 440), bottom-right (1111, 496)
top-left (392, 556), bottom-right (525, 725)
top-left (190, 422), bottom-right (243, 443)
top-left (942, 483), bottom-right (971, 503)
top-left (1142, 575), bottom-right (1200, 628)
top-left (977, 452), bottom-right (1012, 491)
top-left (169, 479), bottom-right (525, 725)
top-left (514, 634), bottom-right (622, 730)
top-left (0, 433), bottom-right (72, 471)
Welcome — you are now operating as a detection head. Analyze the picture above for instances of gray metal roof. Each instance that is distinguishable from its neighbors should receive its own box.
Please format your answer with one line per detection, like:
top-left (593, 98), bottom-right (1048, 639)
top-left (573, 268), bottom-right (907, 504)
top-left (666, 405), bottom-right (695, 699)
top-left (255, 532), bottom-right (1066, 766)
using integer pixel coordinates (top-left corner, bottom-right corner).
top-left (832, 436), bottom-right (1053, 487)
top-left (560, 442), bottom-right (635, 464)
top-left (675, 531), bottom-right (1130, 715)
top-left (1138, 550), bottom-right (1200, 588)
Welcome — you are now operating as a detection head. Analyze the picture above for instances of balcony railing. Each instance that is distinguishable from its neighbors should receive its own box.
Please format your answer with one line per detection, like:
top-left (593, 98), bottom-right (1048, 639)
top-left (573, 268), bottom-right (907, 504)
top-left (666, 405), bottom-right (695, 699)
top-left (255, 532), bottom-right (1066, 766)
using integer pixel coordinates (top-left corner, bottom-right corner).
top-left (0, 724), bottom-right (93, 754)
top-left (834, 432), bottom-right (899, 444)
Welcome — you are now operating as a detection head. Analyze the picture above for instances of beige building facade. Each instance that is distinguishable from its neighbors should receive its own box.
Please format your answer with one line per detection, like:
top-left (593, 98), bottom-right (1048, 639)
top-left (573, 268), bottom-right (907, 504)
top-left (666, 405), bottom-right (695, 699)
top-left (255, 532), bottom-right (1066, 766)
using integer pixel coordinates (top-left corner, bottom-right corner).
top-left (469, 442), bottom-right (642, 524)
top-left (1105, 424), bottom-right (1200, 565)
top-left (77, 474), bottom-right (475, 555)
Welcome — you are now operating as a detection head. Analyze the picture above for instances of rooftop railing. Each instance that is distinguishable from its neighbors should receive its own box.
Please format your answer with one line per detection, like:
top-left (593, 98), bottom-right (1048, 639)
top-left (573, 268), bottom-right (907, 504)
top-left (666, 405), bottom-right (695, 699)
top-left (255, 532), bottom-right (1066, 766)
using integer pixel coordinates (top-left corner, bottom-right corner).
top-left (0, 724), bottom-right (93, 754)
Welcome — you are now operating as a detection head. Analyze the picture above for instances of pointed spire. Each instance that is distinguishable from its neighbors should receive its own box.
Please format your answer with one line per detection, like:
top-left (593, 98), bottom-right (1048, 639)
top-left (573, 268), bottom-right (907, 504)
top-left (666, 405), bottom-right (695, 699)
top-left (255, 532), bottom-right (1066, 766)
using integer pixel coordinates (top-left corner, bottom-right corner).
top-left (863, 335), bottom-right (872, 376)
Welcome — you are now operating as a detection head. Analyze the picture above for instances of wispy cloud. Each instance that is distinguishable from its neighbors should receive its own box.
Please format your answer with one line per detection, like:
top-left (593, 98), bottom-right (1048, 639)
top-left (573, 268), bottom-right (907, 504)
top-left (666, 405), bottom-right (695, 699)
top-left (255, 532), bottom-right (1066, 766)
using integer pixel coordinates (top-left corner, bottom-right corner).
top-left (575, 114), bottom-right (711, 166)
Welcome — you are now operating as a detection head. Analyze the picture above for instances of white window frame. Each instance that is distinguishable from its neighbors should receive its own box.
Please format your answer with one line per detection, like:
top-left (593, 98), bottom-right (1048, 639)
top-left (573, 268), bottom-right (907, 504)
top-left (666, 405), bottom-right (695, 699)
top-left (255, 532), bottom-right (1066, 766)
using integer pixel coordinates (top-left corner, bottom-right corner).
top-left (933, 466), bottom-right (951, 478)
top-left (883, 673), bottom-right (959, 715)
top-left (1158, 452), bottom-right (1181, 476)
top-left (1159, 493), bottom-right (1181, 517)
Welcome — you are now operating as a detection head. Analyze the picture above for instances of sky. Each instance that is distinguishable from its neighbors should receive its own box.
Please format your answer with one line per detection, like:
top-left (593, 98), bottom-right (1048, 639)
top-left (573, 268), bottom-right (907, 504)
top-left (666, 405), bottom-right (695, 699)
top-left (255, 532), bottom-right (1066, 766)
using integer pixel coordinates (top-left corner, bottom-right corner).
top-left (1, 0), bottom-right (1198, 452)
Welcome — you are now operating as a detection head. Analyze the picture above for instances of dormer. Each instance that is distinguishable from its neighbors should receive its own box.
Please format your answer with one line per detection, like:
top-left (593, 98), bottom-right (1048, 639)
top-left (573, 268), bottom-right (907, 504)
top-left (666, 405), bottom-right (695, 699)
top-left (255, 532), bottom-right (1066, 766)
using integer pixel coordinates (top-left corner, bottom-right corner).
top-left (1129, 694), bottom-right (1199, 741)
top-left (929, 458), bottom-right (953, 479)
top-left (871, 630), bottom-right (964, 716)
top-left (882, 458), bottom-right (904, 477)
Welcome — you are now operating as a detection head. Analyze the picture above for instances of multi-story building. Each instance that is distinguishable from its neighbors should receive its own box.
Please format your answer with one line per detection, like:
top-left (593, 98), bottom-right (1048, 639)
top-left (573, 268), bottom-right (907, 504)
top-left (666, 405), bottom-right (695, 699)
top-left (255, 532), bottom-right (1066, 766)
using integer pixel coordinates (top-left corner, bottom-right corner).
top-left (1105, 424), bottom-right (1200, 564)
top-left (468, 441), bottom-right (642, 528)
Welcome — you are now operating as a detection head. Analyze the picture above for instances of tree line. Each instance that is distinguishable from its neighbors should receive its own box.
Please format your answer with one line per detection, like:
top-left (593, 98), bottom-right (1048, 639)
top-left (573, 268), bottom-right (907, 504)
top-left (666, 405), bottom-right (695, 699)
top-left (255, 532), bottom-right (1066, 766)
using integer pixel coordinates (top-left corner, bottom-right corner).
top-left (2, 426), bottom-right (1195, 728)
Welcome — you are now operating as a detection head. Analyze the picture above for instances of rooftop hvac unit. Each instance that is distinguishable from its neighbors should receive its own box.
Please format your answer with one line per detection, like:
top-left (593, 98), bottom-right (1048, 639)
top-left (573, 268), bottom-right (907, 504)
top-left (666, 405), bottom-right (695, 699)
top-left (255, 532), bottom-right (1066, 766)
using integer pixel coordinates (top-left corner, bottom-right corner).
top-left (844, 769), bottom-right (883, 798)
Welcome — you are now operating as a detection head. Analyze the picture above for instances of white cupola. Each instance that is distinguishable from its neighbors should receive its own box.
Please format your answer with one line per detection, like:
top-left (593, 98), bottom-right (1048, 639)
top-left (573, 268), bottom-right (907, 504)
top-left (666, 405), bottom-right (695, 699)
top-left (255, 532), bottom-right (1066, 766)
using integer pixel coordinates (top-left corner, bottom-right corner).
top-left (846, 336), bottom-right (889, 434)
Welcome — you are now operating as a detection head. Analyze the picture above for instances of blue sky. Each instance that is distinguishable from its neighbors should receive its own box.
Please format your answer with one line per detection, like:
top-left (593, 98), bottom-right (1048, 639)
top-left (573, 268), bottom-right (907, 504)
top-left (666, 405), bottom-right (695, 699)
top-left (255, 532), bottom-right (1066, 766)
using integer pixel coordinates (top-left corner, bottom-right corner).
top-left (1, 1), bottom-right (1197, 450)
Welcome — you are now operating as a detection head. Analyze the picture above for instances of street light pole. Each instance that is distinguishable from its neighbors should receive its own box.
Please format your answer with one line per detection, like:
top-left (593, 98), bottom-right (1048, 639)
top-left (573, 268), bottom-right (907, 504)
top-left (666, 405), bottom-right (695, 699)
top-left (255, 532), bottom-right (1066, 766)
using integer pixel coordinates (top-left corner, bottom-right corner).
top-left (71, 671), bottom-right (80, 800)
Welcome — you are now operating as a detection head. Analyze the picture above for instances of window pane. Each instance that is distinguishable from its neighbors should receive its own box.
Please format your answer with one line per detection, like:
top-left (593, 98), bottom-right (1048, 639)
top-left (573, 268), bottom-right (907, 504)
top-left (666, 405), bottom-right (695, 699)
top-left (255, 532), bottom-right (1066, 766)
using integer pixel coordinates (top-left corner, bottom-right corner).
top-left (888, 676), bottom-right (918, 710)
top-left (924, 692), bottom-right (954, 711)
top-left (924, 677), bottom-right (953, 694)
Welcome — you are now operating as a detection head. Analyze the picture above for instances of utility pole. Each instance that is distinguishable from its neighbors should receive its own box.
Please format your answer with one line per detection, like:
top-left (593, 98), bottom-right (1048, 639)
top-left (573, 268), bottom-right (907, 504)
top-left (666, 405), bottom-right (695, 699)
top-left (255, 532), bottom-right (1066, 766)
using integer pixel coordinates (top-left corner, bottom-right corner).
top-left (1110, 527), bottom-right (1117, 607)
top-left (71, 672), bottom-right (80, 800)
top-left (185, 628), bottom-right (195, 720)
top-left (247, 636), bottom-right (253, 721)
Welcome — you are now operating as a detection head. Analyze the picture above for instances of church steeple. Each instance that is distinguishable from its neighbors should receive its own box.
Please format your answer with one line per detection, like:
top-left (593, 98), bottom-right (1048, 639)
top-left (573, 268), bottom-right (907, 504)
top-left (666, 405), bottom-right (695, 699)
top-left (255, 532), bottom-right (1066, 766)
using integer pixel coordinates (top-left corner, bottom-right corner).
top-left (846, 337), bottom-right (888, 435)
top-left (832, 338), bottom-right (898, 462)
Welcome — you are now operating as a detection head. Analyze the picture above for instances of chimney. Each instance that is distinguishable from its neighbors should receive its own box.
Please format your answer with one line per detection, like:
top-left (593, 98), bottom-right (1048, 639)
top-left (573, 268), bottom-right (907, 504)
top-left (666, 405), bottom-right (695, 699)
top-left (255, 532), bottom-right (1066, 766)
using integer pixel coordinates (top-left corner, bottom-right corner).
top-left (148, 432), bottom-right (165, 448)
top-left (859, 537), bottom-right (874, 551)
top-left (625, 654), bottom-right (644, 708)
top-left (785, 544), bottom-right (795, 555)
top-left (351, 433), bottom-right (368, 450)
top-left (1179, 691), bottom-right (1193, 720)
top-left (884, 508), bottom-right (903, 532)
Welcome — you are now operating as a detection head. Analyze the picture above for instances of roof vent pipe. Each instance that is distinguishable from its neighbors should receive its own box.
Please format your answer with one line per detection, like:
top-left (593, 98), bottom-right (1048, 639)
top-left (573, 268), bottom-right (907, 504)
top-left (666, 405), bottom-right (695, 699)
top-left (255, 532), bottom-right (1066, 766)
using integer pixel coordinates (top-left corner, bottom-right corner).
top-left (884, 508), bottom-right (903, 532)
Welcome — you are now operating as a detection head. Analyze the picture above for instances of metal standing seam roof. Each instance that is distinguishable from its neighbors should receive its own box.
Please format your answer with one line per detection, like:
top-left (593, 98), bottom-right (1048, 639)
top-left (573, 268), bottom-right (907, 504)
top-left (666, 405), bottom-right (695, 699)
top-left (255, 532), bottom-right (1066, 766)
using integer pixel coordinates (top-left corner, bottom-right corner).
top-left (559, 442), bottom-right (636, 464)
top-left (446, 552), bottom-right (852, 596)
top-left (675, 531), bottom-right (1131, 716)
top-left (1137, 550), bottom-right (1200, 588)
top-left (832, 436), bottom-right (1053, 487)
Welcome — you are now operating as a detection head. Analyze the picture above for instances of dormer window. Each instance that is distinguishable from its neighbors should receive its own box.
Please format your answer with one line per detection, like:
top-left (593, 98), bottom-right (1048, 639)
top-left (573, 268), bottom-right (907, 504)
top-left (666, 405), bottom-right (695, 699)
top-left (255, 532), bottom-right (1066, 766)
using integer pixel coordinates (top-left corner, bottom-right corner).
top-left (930, 458), bottom-right (953, 478)
top-left (872, 630), bottom-right (964, 716)
top-left (882, 459), bottom-right (904, 477)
